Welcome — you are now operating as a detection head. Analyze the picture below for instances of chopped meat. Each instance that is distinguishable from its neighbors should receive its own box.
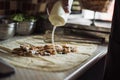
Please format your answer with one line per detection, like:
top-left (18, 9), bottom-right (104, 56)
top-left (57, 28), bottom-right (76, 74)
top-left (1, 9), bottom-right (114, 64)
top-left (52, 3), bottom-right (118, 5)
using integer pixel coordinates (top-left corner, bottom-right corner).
top-left (12, 44), bottom-right (77, 56)
top-left (46, 49), bottom-right (55, 55)
top-left (55, 45), bottom-right (63, 53)
top-left (44, 45), bottom-right (53, 49)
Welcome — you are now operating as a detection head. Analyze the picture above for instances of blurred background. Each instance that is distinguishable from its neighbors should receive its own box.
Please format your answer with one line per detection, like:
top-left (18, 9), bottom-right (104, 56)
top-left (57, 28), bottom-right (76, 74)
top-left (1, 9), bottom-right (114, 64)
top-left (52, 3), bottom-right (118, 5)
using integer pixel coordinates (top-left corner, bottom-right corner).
top-left (0, 0), bottom-right (114, 43)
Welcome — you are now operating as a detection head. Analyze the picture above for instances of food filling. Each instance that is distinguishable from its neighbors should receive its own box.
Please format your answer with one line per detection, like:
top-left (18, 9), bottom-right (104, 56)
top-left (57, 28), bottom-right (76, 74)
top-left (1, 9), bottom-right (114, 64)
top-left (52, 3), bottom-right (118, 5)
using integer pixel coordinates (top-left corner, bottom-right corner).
top-left (12, 44), bottom-right (77, 56)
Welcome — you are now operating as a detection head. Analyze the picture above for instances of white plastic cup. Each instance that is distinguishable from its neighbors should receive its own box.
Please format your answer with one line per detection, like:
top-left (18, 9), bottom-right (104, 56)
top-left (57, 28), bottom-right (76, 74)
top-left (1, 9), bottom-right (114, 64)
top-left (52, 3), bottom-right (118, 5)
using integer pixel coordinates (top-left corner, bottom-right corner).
top-left (48, 0), bottom-right (73, 27)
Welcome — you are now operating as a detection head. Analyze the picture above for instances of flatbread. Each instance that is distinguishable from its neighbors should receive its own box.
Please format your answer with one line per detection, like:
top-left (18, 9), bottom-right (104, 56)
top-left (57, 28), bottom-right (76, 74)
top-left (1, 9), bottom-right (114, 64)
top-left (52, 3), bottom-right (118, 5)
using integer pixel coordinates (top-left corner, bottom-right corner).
top-left (0, 36), bottom-right (97, 71)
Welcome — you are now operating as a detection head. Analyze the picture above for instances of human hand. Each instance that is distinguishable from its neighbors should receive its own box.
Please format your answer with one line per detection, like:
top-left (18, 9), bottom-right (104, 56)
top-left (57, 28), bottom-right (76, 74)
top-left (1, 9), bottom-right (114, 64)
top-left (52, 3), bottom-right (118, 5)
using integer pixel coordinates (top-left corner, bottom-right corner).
top-left (47, 0), bottom-right (69, 13)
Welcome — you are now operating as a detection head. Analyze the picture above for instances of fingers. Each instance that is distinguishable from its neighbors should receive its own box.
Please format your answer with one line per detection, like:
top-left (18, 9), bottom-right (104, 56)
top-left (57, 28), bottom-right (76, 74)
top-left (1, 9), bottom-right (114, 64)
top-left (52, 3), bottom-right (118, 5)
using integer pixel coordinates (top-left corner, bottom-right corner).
top-left (62, 0), bottom-right (69, 13)
top-left (47, 0), bottom-right (57, 14)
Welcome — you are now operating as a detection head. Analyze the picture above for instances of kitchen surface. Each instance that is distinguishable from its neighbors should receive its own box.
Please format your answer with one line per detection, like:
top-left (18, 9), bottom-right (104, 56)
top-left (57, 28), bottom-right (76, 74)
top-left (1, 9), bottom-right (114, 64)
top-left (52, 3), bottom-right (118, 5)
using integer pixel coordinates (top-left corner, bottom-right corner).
top-left (0, 18), bottom-right (110, 80)
top-left (0, 0), bottom-right (114, 80)
top-left (0, 35), bottom-right (108, 80)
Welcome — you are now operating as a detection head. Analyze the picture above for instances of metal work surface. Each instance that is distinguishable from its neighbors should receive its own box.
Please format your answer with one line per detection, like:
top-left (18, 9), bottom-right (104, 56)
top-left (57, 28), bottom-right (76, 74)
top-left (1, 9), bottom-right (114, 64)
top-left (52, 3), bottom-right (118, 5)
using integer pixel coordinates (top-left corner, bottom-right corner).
top-left (0, 36), bottom-right (108, 80)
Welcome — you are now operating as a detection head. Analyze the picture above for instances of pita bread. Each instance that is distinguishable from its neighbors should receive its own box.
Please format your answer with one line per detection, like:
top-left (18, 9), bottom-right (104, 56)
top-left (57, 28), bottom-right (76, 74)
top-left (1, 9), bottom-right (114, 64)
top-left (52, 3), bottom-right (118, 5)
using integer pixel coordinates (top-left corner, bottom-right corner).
top-left (0, 36), bottom-right (97, 71)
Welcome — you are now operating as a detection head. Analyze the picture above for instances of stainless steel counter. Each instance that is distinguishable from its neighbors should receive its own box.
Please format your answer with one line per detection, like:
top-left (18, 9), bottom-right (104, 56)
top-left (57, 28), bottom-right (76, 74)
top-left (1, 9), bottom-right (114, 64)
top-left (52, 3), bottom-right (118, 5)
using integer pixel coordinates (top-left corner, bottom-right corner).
top-left (0, 36), bottom-right (108, 80)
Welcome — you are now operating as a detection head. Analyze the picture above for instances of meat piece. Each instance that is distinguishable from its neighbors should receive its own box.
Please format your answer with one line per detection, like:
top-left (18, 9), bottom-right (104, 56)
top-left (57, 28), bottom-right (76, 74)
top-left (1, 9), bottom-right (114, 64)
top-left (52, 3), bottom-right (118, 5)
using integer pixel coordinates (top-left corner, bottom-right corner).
top-left (63, 47), bottom-right (71, 54)
top-left (55, 45), bottom-right (63, 53)
top-left (17, 51), bottom-right (26, 56)
top-left (20, 44), bottom-right (31, 52)
top-left (12, 48), bottom-right (22, 54)
top-left (62, 45), bottom-right (77, 54)
top-left (36, 46), bottom-right (44, 51)
top-left (46, 49), bottom-right (55, 55)
top-left (44, 45), bottom-right (53, 49)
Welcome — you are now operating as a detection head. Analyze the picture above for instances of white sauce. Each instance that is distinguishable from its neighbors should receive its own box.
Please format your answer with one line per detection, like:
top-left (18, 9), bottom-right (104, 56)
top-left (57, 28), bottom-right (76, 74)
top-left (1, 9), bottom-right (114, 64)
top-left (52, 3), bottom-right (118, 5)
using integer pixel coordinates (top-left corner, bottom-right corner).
top-left (52, 26), bottom-right (57, 54)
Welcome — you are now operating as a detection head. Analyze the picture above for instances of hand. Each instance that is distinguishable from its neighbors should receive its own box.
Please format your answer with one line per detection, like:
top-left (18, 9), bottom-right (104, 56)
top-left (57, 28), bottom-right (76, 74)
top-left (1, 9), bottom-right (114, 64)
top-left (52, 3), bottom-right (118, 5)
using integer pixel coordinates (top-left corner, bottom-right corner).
top-left (47, 0), bottom-right (69, 13)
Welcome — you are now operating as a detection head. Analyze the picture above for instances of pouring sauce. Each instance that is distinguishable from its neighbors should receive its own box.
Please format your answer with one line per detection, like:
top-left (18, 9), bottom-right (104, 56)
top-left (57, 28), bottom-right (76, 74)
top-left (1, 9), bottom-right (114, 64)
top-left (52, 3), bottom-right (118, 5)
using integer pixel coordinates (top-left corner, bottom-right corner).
top-left (52, 26), bottom-right (57, 54)
top-left (49, 0), bottom-right (73, 54)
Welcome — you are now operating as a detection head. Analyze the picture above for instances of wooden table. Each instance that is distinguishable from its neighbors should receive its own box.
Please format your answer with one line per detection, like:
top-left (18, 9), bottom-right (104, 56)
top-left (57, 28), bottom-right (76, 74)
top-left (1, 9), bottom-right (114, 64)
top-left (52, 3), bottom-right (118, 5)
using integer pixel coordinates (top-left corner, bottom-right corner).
top-left (0, 36), bottom-right (108, 80)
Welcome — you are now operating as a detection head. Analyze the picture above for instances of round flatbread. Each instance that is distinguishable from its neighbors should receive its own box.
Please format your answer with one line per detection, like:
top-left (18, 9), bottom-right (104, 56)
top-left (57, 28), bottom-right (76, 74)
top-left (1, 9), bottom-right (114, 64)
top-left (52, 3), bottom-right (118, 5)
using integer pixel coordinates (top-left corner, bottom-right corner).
top-left (0, 36), bottom-right (97, 71)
